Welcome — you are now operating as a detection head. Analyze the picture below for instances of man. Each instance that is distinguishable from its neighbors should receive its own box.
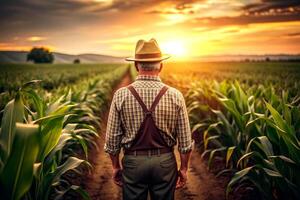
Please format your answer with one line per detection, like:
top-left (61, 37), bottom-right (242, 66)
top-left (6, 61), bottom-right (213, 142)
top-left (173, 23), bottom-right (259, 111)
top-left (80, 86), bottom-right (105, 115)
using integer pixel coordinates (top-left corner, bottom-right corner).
top-left (104, 38), bottom-right (193, 200)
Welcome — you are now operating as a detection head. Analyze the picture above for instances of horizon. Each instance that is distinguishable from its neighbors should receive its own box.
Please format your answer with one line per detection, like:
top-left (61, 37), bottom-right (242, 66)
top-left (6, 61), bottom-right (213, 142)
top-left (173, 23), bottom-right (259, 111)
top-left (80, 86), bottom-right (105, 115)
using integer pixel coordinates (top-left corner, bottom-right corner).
top-left (2, 50), bottom-right (300, 63)
top-left (2, 49), bottom-right (300, 57)
top-left (0, 0), bottom-right (300, 59)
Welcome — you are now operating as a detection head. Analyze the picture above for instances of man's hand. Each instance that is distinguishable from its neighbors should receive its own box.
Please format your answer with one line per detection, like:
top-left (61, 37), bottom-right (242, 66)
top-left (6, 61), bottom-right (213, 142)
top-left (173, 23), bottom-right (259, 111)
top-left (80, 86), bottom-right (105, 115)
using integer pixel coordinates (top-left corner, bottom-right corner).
top-left (176, 168), bottom-right (187, 189)
top-left (176, 151), bottom-right (191, 189)
top-left (112, 167), bottom-right (123, 187)
top-left (109, 153), bottom-right (122, 187)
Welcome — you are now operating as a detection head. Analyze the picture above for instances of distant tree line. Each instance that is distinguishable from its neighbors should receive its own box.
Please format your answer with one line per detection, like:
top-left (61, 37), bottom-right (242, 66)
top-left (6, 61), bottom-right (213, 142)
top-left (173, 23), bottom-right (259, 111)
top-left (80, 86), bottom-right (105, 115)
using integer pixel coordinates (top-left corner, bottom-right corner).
top-left (244, 57), bottom-right (300, 62)
top-left (27, 47), bottom-right (82, 64)
top-left (73, 58), bottom-right (80, 64)
top-left (27, 47), bottom-right (54, 63)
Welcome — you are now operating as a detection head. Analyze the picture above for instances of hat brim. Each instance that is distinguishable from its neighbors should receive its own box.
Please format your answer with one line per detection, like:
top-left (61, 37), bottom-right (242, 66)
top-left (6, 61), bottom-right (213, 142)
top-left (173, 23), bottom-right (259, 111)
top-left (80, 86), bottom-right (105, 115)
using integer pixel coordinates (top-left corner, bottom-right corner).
top-left (125, 54), bottom-right (170, 62)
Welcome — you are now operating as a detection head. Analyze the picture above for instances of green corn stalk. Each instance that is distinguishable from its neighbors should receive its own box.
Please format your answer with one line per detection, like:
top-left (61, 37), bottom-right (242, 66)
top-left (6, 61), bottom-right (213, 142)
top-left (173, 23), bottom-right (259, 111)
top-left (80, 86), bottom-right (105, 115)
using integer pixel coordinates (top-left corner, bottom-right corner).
top-left (0, 123), bottom-right (40, 200)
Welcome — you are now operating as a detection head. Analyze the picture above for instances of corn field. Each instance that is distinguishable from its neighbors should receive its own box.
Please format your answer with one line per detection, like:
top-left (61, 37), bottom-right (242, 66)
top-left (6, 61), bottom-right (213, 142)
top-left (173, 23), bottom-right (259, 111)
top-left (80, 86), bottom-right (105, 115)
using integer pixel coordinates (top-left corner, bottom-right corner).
top-left (1, 62), bottom-right (299, 200)
top-left (0, 64), bottom-right (128, 200)
top-left (162, 61), bottom-right (300, 200)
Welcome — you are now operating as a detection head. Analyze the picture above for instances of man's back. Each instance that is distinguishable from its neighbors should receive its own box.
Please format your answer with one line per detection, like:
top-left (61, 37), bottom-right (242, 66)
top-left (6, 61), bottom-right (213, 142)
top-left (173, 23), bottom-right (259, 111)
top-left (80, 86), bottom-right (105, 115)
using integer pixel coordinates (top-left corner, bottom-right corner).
top-left (104, 75), bottom-right (192, 155)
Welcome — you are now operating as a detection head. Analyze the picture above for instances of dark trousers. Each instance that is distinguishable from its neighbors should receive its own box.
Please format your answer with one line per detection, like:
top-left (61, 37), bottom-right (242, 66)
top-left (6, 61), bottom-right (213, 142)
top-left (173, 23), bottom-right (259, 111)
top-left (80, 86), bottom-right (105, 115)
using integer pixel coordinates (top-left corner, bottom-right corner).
top-left (122, 152), bottom-right (178, 200)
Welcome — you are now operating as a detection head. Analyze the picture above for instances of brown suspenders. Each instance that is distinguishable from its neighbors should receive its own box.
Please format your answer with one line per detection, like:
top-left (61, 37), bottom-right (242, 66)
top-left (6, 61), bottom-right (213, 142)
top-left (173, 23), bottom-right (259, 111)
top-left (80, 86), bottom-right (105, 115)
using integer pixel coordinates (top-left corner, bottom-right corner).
top-left (127, 85), bottom-right (168, 114)
top-left (125, 85), bottom-right (170, 153)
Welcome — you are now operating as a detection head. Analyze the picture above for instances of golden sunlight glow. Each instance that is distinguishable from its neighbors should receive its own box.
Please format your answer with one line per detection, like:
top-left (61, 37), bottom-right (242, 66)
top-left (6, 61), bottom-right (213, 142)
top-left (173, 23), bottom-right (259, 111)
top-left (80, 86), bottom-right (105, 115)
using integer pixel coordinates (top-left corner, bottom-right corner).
top-left (27, 36), bottom-right (46, 42)
top-left (160, 41), bottom-right (188, 58)
top-left (157, 14), bottom-right (188, 26)
top-left (93, 0), bottom-right (113, 3)
top-left (0, 0), bottom-right (299, 56)
top-left (165, 14), bottom-right (187, 23)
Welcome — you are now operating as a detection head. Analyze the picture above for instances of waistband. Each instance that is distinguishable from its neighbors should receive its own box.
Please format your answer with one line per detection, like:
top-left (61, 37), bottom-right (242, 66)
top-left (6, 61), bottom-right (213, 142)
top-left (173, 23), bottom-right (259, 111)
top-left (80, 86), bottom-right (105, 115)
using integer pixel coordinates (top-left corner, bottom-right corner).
top-left (124, 147), bottom-right (173, 156)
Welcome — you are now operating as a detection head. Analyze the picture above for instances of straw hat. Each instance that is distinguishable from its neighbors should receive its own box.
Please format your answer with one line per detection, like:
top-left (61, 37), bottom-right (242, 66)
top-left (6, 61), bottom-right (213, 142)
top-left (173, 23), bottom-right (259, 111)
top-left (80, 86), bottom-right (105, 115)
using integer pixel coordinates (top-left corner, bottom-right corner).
top-left (125, 38), bottom-right (170, 62)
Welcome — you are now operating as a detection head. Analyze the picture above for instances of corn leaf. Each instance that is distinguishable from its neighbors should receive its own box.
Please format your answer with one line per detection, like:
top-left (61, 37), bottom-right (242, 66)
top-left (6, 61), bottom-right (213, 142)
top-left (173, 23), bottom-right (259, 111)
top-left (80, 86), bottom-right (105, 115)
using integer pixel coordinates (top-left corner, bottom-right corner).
top-left (0, 94), bottom-right (24, 167)
top-left (0, 123), bottom-right (40, 200)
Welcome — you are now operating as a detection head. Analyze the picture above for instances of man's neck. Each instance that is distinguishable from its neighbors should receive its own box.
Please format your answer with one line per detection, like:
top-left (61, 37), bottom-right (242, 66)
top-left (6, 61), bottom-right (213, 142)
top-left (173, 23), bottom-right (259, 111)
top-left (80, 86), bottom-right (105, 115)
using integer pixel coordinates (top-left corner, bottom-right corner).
top-left (138, 71), bottom-right (160, 76)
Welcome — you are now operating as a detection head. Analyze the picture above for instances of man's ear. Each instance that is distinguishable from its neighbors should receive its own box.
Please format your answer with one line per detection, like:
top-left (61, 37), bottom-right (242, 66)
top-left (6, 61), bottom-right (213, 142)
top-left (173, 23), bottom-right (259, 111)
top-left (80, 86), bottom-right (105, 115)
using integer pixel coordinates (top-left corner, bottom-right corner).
top-left (159, 63), bottom-right (163, 72)
top-left (134, 62), bottom-right (139, 72)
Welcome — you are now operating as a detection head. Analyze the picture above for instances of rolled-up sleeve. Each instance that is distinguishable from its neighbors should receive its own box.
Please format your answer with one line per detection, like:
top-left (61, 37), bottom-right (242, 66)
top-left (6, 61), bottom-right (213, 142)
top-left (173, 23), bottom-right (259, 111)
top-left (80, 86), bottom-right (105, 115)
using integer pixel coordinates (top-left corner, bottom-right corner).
top-left (175, 92), bottom-right (193, 153)
top-left (104, 92), bottom-right (123, 155)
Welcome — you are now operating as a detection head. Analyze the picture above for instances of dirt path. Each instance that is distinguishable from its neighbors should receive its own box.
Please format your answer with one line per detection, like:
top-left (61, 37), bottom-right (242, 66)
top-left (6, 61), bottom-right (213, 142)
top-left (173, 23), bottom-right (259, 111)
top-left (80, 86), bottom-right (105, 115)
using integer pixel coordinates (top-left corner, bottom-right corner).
top-left (174, 149), bottom-right (225, 200)
top-left (83, 72), bottom-right (131, 200)
top-left (83, 72), bottom-right (225, 200)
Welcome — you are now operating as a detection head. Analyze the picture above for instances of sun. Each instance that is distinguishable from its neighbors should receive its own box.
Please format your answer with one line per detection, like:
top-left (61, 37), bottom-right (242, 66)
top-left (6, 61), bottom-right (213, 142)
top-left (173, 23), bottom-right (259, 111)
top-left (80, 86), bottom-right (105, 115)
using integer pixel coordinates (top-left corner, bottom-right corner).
top-left (160, 41), bottom-right (187, 58)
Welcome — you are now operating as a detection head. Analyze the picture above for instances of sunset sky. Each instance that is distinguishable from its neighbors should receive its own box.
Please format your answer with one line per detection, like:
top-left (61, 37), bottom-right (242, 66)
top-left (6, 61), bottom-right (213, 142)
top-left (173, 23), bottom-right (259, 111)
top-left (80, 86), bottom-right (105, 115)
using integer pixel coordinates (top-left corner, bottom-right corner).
top-left (0, 0), bottom-right (300, 58)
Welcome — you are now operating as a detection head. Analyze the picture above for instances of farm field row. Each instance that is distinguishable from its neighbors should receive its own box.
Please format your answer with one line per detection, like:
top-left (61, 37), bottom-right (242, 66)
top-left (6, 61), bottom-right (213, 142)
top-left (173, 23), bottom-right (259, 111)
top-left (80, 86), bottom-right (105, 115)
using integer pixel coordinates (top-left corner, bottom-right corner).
top-left (0, 63), bottom-right (128, 200)
top-left (0, 63), bottom-right (128, 111)
top-left (0, 63), bottom-right (126, 92)
top-left (161, 61), bottom-right (300, 200)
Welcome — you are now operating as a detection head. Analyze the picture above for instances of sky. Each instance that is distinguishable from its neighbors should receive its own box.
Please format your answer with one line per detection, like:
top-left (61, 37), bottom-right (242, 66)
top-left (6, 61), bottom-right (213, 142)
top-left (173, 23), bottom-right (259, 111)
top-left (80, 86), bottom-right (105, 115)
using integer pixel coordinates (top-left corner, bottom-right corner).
top-left (0, 0), bottom-right (300, 59)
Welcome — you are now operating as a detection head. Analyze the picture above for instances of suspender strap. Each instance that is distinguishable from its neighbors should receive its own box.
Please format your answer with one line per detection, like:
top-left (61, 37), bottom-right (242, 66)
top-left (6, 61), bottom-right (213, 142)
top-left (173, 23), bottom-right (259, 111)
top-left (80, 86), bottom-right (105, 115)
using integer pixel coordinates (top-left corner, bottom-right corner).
top-left (127, 85), bottom-right (169, 114)
top-left (149, 86), bottom-right (168, 112)
top-left (127, 85), bottom-right (148, 113)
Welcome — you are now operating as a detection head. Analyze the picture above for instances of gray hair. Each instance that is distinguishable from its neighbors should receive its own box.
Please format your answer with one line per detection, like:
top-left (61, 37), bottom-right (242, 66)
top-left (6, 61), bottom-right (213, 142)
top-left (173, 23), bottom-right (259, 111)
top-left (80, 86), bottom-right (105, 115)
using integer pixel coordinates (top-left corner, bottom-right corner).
top-left (136, 62), bottom-right (161, 71)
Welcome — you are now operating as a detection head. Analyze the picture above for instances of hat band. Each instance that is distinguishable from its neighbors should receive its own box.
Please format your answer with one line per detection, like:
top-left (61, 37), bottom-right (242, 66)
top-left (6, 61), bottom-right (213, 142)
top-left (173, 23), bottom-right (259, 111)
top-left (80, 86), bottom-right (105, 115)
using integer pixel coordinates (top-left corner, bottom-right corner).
top-left (135, 53), bottom-right (162, 59)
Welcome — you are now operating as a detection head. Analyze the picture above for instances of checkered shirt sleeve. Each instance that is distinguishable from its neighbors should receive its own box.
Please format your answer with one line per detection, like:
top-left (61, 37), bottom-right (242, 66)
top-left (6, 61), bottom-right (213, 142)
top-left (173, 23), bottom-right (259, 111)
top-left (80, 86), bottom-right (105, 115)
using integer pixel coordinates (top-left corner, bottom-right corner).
top-left (175, 92), bottom-right (193, 153)
top-left (104, 92), bottom-right (123, 155)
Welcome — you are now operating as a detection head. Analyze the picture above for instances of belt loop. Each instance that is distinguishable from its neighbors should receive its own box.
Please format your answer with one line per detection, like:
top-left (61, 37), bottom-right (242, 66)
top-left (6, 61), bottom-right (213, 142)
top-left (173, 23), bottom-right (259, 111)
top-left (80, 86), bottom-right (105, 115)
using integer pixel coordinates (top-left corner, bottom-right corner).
top-left (158, 149), bottom-right (160, 157)
top-left (134, 150), bottom-right (137, 156)
top-left (148, 150), bottom-right (151, 157)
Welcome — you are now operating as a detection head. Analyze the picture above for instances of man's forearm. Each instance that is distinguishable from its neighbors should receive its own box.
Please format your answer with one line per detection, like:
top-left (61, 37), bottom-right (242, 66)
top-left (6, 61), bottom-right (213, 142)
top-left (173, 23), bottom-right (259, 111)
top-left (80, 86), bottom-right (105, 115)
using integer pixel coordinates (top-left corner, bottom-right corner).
top-left (179, 151), bottom-right (192, 171)
top-left (109, 153), bottom-right (121, 169)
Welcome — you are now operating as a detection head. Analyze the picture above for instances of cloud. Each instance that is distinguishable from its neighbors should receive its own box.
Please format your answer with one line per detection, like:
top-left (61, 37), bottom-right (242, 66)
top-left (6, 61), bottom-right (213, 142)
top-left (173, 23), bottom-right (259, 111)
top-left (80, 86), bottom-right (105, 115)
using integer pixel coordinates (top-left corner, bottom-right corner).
top-left (0, 42), bottom-right (32, 51)
top-left (1, 0), bottom-right (298, 33)
top-left (0, 0), bottom-right (104, 22)
top-left (243, 0), bottom-right (300, 15)
top-left (191, 13), bottom-right (300, 27)
top-left (146, 0), bottom-right (300, 27)
top-left (0, 0), bottom-right (168, 35)
top-left (145, 0), bottom-right (202, 15)
top-left (286, 32), bottom-right (300, 37)
top-left (0, 0), bottom-right (299, 55)
top-left (27, 36), bottom-right (47, 42)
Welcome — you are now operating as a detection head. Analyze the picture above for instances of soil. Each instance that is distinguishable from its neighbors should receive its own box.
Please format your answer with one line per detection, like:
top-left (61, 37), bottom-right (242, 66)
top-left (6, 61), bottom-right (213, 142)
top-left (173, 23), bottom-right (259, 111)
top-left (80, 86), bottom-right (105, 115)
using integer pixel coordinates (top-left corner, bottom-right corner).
top-left (82, 72), bottom-right (227, 200)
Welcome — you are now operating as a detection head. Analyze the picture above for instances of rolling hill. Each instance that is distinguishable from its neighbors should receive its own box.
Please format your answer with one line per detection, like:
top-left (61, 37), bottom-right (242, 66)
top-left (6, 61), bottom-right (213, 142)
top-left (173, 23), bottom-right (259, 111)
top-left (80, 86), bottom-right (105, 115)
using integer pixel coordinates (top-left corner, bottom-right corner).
top-left (0, 51), bottom-right (125, 63)
top-left (1, 51), bottom-right (300, 63)
top-left (194, 54), bottom-right (300, 62)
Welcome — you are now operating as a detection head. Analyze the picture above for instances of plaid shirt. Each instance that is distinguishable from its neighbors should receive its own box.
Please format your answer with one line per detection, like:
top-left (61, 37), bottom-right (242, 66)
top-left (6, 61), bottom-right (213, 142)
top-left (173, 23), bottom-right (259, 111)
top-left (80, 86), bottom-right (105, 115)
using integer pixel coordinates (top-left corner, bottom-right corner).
top-left (104, 75), bottom-right (193, 155)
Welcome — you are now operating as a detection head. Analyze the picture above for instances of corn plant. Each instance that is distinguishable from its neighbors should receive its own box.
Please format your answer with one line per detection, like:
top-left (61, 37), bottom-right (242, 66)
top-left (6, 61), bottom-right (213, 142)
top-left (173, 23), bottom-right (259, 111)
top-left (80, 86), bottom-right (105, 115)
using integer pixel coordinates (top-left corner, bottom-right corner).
top-left (0, 81), bottom-right (92, 200)
top-left (0, 64), bottom-right (129, 200)
top-left (185, 79), bottom-right (300, 199)
top-left (227, 100), bottom-right (300, 200)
